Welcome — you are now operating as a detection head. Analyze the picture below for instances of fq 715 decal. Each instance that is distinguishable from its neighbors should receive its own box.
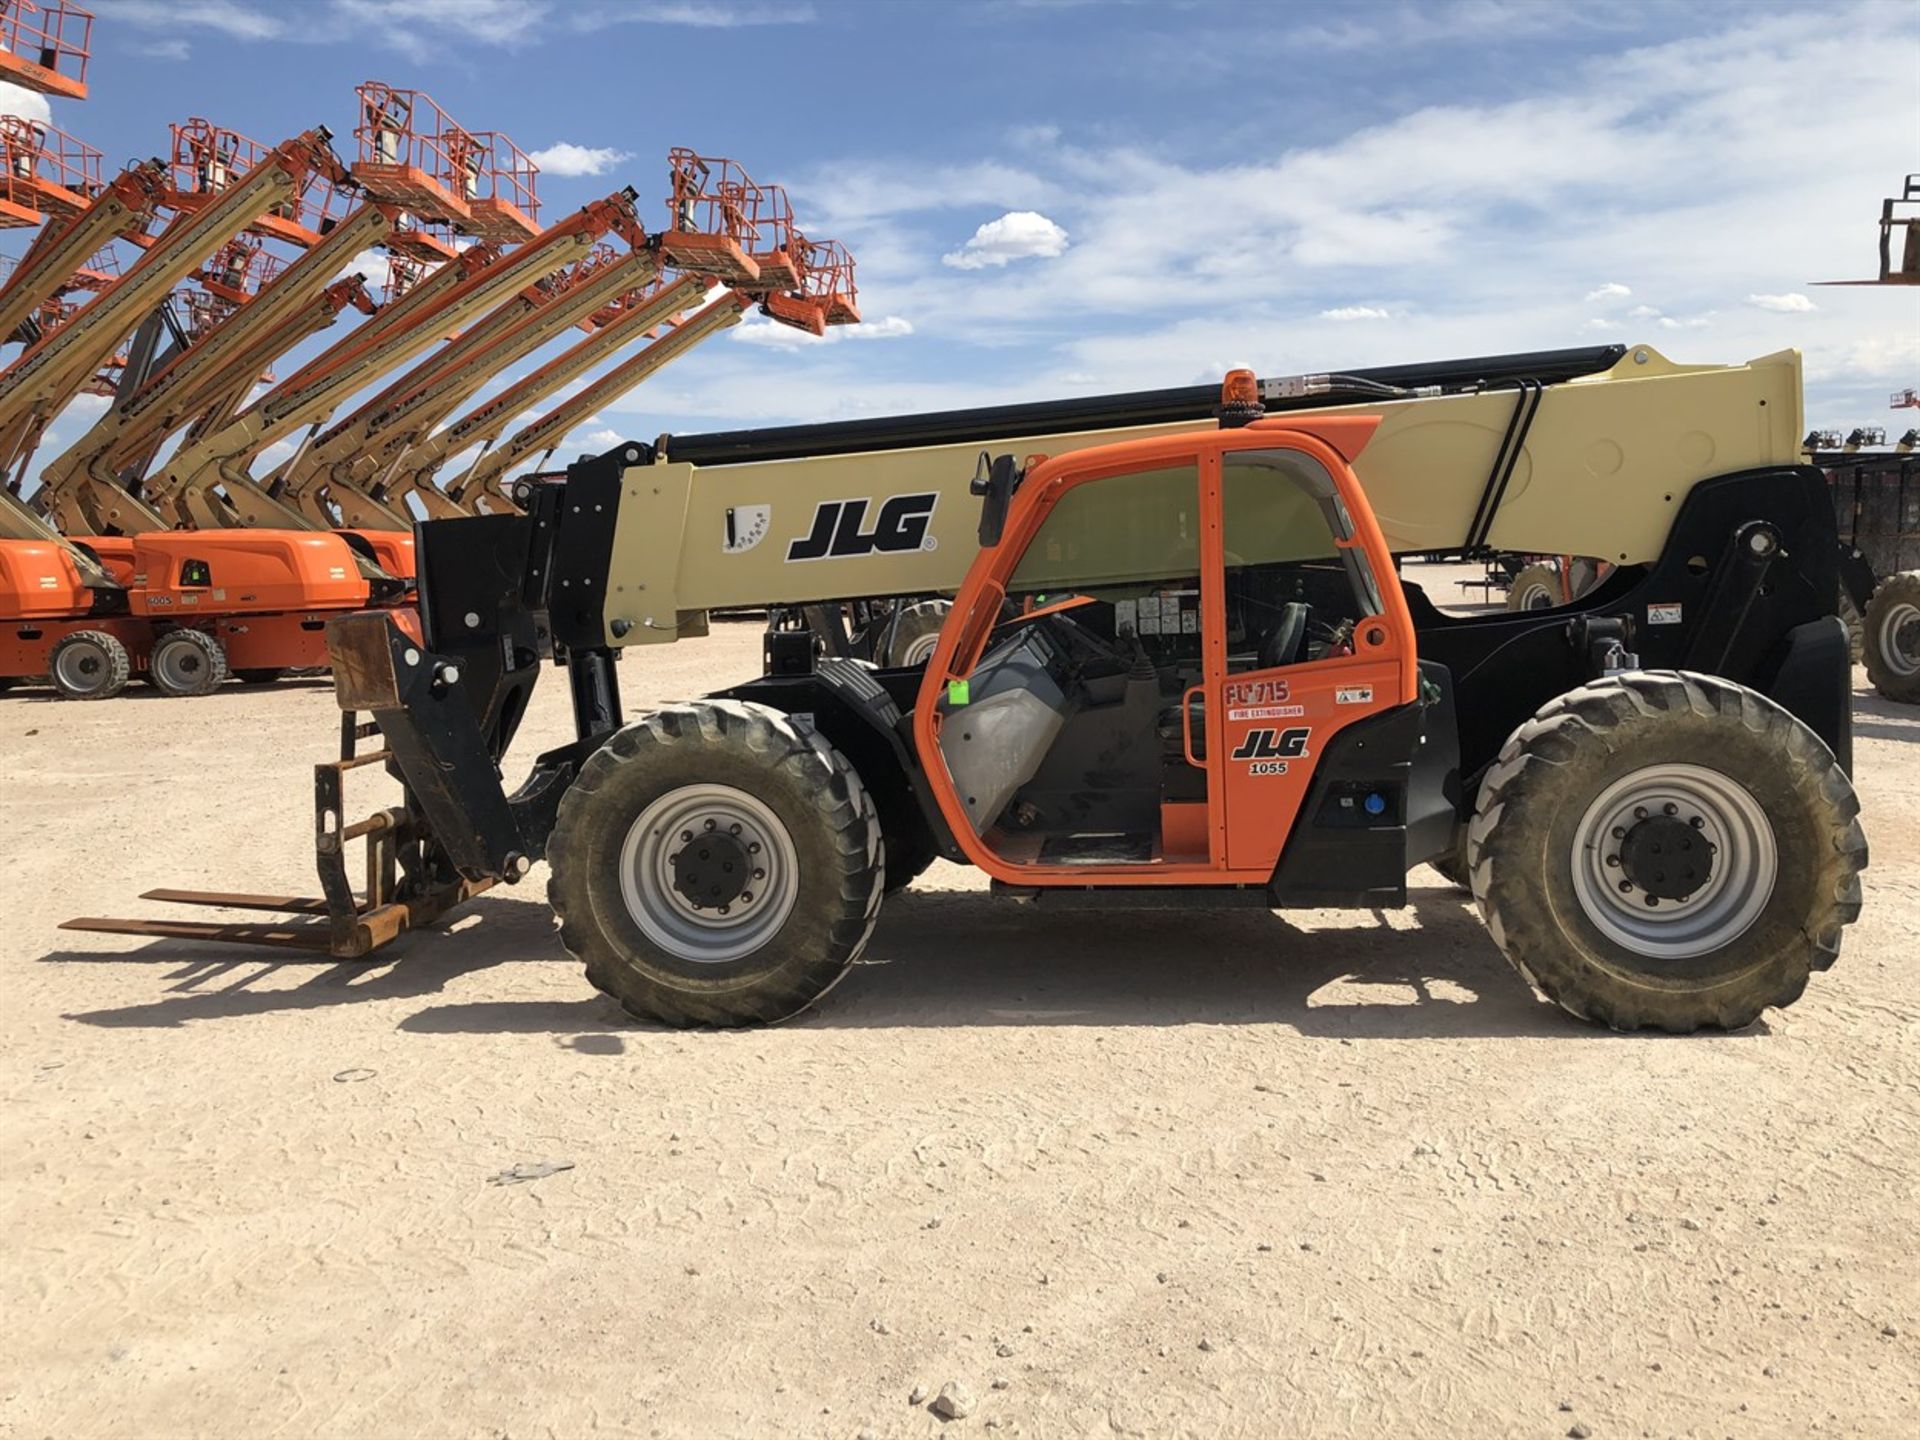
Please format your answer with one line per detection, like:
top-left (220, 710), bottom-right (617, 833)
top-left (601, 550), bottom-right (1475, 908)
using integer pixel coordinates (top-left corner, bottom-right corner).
top-left (787, 494), bottom-right (939, 562)
top-left (1231, 726), bottom-right (1311, 776)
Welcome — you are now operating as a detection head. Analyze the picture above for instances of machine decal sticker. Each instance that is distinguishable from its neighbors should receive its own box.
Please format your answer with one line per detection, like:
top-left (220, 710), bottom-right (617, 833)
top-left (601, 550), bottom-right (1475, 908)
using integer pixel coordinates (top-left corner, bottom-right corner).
top-left (1224, 677), bottom-right (1290, 707)
top-left (1647, 602), bottom-right (1683, 625)
top-left (1335, 685), bottom-right (1373, 705)
top-left (1227, 704), bottom-right (1305, 722)
top-left (723, 504), bottom-right (771, 554)
top-left (787, 493), bottom-right (939, 561)
top-left (1230, 726), bottom-right (1311, 776)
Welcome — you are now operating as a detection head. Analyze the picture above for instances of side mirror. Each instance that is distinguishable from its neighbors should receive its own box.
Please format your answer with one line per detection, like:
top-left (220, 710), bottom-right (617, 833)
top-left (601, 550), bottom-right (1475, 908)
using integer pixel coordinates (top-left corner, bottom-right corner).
top-left (972, 451), bottom-right (1021, 548)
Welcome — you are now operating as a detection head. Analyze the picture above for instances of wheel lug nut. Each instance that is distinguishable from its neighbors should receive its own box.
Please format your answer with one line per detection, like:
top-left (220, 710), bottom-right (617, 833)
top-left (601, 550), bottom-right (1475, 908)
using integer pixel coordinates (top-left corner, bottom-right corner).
top-left (730, 823), bottom-right (742, 835)
top-left (1644, 895), bottom-right (1659, 907)
top-left (1689, 816), bottom-right (1704, 829)
top-left (753, 868), bottom-right (765, 880)
top-left (1663, 802), bottom-right (1678, 816)
top-left (748, 842), bottom-right (761, 854)
top-left (1634, 807), bottom-right (1648, 820)
top-left (681, 830), bottom-right (693, 842)
top-left (1611, 826), bottom-right (1626, 840)
top-left (705, 819), bottom-right (716, 830)
top-left (1618, 879), bottom-right (1634, 893)
top-left (1606, 855), bottom-right (1621, 868)
top-left (741, 891), bottom-right (753, 902)
top-left (718, 905), bottom-right (730, 916)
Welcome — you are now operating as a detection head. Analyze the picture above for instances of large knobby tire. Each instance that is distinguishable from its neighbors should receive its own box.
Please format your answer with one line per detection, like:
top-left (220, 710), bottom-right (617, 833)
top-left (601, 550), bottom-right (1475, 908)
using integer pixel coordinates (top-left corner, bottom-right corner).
top-left (879, 597), bottom-right (953, 668)
top-left (1837, 584), bottom-right (1866, 664)
top-left (48, 630), bottom-right (131, 701)
top-left (1467, 671), bottom-right (1866, 1033)
top-left (148, 628), bottom-right (227, 697)
top-left (1506, 562), bottom-right (1563, 612)
top-left (548, 699), bottom-right (885, 1027)
top-left (1862, 570), bottom-right (1920, 703)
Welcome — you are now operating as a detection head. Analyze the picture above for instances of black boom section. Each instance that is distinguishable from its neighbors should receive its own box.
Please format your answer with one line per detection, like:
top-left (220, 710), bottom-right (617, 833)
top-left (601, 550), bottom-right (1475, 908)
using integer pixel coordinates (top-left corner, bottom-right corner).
top-left (1408, 465), bottom-right (1853, 782)
top-left (662, 346), bottom-right (1627, 466)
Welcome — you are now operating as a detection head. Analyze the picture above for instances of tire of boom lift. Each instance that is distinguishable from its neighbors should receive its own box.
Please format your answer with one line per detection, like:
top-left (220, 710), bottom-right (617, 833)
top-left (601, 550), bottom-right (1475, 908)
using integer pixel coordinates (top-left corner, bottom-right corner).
top-left (1466, 670), bottom-right (1866, 1033)
top-left (147, 628), bottom-right (228, 697)
top-left (1837, 584), bottom-right (1865, 664)
top-left (880, 598), bottom-right (954, 668)
top-left (234, 667), bottom-right (288, 686)
top-left (1505, 562), bottom-right (1563, 612)
top-left (548, 699), bottom-right (886, 1027)
top-left (1861, 570), bottom-right (1920, 704)
top-left (48, 630), bottom-right (131, 701)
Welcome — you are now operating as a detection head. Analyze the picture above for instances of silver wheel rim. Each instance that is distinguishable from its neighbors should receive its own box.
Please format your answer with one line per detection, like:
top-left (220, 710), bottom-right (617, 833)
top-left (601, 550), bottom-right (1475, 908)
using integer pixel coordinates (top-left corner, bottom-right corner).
top-left (154, 637), bottom-right (208, 691)
top-left (1570, 763), bottom-right (1776, 958)
top-left (54, 639), bottom-right (110, 693)
top-left (897, 631), bottom-right (942, 667)
top-left (1514, 579), bottom-right (1555, 610)
top-left (618, 783), bottom-right (799, 963)
top-left (1878, 601), bottom-right (1920, 677)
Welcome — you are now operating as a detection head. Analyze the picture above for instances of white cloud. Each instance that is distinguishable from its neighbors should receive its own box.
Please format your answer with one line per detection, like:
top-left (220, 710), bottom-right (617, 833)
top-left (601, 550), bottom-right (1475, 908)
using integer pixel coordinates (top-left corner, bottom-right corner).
top-left (942, 211), bottom-right (1069, 270)
top-left (526, 142), bottom-right (633, 178)
top-left (1657, 314), bottom-right (1713, 330)
top-left (573, 427), bottom-right (625, 450)
top-left (135, 37), bottom-right (192, 58)
top-left (1626, 304), bottom-right (1661, 319)
top-left (336, 248), bottom-right (396, 293)
top-left (731, 313), bottom-right (914, 349)
top-left (1581, 318), bottom-right (1623, 332)
top-left (98, 0), bottom-right (285, 40)
top-left (1320, 306), bottom-right (1391, 321)
top-left (1747, 292), bottom-right (1816, 313)
top-left (0, 81), bottom-right (52, 125)
top-left (1585, 282), bottom-right (1632, 302)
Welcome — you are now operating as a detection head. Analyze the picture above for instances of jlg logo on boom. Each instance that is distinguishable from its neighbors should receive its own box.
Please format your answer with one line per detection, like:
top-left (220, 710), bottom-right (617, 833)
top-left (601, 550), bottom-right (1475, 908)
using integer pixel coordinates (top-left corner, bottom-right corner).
top-left (787, 494), bottom-right (939, 562)
top-left (1231, 726), bottom-right (1310, 776)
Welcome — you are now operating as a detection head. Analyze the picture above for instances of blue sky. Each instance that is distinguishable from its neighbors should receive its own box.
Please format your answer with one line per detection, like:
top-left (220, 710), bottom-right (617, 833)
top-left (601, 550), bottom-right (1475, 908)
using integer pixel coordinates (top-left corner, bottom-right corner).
top-left (5, 0), bottom-right (1918, 489)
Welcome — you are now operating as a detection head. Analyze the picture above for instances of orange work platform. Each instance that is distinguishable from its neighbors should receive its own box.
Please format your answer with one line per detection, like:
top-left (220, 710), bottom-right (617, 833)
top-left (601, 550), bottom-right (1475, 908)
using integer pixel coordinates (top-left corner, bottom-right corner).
top-left (662, 149), bottom-right (763, 285)
top-left (352, 83), bottom-right (481, 228)
top-left (0, 0), bottom-right (91, 101)
top-left (462, 130), bottom-right (541, 243)
top-left (169, 118), bottom-right (351, 249)
top-left (0, 116), bottom-right (102, 228)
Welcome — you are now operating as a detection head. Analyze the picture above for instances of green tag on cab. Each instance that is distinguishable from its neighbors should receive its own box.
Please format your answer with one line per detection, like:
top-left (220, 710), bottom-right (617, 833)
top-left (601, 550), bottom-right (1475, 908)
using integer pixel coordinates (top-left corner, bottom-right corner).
top-left (946, 679), bottom-right (971, 706)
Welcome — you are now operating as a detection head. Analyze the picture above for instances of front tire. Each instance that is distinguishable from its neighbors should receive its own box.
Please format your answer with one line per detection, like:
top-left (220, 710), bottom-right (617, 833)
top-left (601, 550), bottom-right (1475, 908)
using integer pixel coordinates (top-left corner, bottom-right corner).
top-left (1506, 561), bottom-right (1562, 612)
top-left (48, 630), bottom-right (131, 700)
top-left (548, 700), bottom-right (885, 1027)
top-left (1862, 570), bottom-right (1920, 703)
top-left (1467, 671), bottom-right (1866, 1032)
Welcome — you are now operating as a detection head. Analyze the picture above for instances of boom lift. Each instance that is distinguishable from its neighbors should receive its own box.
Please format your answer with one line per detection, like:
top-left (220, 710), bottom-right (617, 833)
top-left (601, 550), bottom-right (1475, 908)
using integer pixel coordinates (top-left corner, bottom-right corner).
top-left (131, 189), bottom-right (647, 539)
top-left (73, 342), bottom-right (1869, 1036)
top-left (0, 124), bottom-right (343, 486)
top-left (398, 273), bottom-right (710, 519)
top-left (272, 246), bottom-right (661, 531)
top-left (0, 156), bottom-right (168, 346)
top-left (448, 290), bottom-right (751, 516)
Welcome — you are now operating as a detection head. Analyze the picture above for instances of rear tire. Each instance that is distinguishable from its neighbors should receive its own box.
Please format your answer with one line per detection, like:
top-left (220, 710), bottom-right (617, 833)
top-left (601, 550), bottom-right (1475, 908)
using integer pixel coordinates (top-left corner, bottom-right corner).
top-left (234, 667), bottom-right (287, 686)
top-left (1467, 671), bottom-right (1866, 1032)
top-left (548, 700), bottom-right (885, 1027)
top-left (48, 630), bottom-right (131, 701)
top-left (148, 628), bottom-right (227, 697)
top-left (879, 597), bottom-right (952, 668)
top-left (1862, 570), bottom-right (1920, 703)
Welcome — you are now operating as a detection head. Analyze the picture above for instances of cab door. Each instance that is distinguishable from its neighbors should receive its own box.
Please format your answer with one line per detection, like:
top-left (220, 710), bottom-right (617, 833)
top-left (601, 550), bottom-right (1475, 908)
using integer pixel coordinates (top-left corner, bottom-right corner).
top-left (1207, 442), bottom-right (1412, 872)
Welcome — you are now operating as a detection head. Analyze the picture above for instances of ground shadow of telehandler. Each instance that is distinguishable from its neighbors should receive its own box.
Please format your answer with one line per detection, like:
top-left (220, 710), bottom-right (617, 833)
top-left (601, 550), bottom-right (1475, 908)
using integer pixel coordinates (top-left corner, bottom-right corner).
top-left (1850, 684), bottom-right (1920, 746)
top-left (397, 882), bottom-right (1758, 1043)
top-left (43, 891), bottom-right (574, 1030)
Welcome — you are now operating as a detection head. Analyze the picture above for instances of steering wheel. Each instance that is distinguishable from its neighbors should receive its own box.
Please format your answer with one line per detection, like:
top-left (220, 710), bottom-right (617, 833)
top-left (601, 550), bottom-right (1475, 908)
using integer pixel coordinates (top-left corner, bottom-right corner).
top-left (1257, 601), bottom-right (1310, 670)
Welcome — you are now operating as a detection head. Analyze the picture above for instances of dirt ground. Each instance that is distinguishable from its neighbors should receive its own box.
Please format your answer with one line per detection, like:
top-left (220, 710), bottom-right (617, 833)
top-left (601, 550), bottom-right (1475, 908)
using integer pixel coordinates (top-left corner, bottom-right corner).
top-left (1, 615), bottom-right (1915, 1440)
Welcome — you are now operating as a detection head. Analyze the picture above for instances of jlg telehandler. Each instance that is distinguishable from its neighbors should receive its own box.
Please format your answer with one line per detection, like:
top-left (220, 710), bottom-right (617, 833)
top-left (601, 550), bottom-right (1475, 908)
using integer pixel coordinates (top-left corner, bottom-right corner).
top-left (71, 342), bottom-right (1869, 1033)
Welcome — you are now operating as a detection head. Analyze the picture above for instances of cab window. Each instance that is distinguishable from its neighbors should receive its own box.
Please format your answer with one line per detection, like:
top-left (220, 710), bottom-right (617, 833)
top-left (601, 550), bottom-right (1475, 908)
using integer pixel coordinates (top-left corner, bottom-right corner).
top-left (1221, 448), bottom-right (1382, 672)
